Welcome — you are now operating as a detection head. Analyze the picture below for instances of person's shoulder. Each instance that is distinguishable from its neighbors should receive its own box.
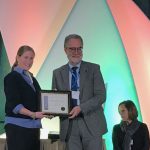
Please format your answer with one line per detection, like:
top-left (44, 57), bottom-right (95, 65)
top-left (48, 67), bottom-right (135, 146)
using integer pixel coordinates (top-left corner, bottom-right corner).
top-left (82, 61), bottom-right (100, 68)
top-left (4, 71), bottom-right (20, 80)
top-left (82, 61), bottom-right (99, 66)
top-left (139, 122), bottom-right (149, 130)
top-left (53, 64), bottom-right (68, 72)
top-left (4, 71), bottom-right (22, 84)
top-left (113, 123), bottom-right (120, 129)
top-left (112, 124), bottom-right (121, 134)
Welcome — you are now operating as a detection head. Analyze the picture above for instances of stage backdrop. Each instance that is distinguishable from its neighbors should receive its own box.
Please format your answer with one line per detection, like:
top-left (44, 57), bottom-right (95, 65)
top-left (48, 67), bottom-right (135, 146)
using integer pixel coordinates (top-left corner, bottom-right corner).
top-left (0, 0), bottom-right (150, 149)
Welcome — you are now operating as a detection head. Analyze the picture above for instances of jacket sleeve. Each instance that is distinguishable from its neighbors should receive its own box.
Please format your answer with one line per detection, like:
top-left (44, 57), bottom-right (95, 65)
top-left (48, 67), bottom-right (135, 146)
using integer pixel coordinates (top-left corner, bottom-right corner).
top-left (112, 125), bottom-right (122, 150)
top-left (4, 74), bottom-right (22, 114)
top-left (142, 123), bottom-right (150, 150)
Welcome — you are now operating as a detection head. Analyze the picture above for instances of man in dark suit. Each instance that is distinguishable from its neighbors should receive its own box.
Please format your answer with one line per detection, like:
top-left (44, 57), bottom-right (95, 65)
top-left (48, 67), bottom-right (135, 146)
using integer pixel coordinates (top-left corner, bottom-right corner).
top-left (52, 34), bottom-right (107, 150)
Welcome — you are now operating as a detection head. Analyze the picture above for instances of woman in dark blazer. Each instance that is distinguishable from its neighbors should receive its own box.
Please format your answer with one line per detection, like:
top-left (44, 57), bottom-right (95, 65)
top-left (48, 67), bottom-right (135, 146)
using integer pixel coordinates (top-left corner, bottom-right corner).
top-left (4, 45), bottom-right (46, 150)
top-left (112, 100), bottom-right (150, 150)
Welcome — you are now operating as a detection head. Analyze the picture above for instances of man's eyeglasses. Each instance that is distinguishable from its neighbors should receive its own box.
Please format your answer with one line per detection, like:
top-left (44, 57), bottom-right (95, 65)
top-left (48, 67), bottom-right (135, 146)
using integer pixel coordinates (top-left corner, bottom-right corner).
top-left (67, 47), bottom-right (83, 53)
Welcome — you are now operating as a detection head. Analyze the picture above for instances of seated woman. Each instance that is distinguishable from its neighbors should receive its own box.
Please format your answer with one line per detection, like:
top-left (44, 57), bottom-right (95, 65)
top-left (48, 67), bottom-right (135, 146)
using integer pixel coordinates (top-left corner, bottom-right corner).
top-left (112, 100), bottom-right (150, 150)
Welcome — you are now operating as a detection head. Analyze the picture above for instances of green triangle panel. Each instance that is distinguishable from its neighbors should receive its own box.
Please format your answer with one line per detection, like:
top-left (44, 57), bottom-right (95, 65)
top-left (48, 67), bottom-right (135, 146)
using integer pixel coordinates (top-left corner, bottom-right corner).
top-left (0, 32), bottom-right (11, 134)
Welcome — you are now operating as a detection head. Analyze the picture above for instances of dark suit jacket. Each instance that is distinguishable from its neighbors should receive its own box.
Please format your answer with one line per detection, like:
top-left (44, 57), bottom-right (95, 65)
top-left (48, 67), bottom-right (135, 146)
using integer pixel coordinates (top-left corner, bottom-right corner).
top-left (4, 71), bottom-right (41, 119)
top-left (52, 61), bottom-right (107, 141)
top-left (112, 122), bottom-right (150, 150)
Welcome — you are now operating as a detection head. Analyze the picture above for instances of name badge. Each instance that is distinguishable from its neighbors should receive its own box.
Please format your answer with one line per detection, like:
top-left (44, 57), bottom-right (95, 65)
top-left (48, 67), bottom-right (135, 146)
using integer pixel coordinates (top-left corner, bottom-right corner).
top-left (72, 91), bottom-right (80, 100)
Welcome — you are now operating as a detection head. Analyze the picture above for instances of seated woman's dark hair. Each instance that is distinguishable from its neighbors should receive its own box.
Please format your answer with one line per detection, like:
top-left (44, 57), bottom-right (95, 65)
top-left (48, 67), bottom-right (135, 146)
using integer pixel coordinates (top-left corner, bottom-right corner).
top-left (119, 100), bottom-right (138, 121)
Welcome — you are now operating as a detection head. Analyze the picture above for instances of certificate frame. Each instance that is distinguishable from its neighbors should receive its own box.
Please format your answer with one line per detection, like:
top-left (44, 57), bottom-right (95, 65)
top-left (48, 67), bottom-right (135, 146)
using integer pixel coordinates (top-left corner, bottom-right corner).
top-left (40, 90), bottom-right (71, 116)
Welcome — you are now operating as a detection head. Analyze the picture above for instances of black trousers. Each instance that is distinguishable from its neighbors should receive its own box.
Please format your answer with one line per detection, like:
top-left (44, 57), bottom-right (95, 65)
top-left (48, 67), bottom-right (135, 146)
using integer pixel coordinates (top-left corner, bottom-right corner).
top-left (5, 124), bottom-right (40, 150)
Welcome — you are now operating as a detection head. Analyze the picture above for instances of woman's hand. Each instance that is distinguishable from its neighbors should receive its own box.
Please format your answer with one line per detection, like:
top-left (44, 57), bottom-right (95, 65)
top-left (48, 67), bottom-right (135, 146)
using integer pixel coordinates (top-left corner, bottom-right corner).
top-left (35, 112), bottom-right (54, 119)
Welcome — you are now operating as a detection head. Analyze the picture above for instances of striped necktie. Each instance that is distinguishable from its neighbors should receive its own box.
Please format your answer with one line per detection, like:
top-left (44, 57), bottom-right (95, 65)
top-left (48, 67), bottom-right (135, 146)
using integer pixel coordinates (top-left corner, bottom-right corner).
top-left (71, 67), bottom-right (78, 107)
top-left (71, 67), bottom-right (78, 91)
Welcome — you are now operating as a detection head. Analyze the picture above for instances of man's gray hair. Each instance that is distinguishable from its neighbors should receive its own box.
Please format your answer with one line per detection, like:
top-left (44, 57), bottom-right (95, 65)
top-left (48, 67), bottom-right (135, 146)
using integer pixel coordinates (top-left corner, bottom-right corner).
top-left (64, 34), bottom-right (83, 48)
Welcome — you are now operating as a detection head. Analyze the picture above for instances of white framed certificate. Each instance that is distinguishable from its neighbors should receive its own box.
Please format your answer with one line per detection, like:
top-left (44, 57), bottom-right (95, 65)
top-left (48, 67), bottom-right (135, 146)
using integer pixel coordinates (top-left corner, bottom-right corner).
top-left (40, 90), bottom-right (71, 116)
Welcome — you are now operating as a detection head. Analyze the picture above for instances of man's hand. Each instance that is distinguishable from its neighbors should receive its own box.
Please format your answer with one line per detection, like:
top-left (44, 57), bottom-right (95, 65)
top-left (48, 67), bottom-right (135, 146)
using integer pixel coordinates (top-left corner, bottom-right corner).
top-left (69, 106), bottom-right (81, 119)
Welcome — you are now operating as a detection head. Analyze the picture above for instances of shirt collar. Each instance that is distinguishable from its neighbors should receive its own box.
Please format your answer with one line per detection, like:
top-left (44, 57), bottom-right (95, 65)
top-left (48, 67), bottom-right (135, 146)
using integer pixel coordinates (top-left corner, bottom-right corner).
top-left (68, 62), bottom-right (81, 69)
top-left (14, 66), bottom-right (25, 75)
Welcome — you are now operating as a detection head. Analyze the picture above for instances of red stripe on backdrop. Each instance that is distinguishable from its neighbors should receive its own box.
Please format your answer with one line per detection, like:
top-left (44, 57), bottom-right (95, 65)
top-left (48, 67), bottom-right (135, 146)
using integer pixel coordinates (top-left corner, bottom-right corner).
top-left (107, 0), bottom-right (150, 131)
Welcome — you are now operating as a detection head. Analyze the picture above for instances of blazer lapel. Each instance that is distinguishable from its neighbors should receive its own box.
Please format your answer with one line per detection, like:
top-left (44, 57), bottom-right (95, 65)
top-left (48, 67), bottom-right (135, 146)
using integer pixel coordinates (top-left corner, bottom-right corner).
top-left (80, 62), bottom-right (88, 98)
top-left (61, 64), bottom-right (70, 90)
